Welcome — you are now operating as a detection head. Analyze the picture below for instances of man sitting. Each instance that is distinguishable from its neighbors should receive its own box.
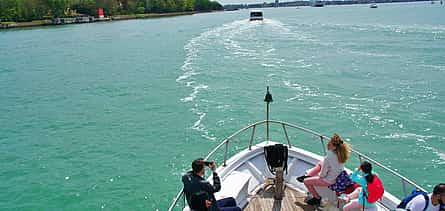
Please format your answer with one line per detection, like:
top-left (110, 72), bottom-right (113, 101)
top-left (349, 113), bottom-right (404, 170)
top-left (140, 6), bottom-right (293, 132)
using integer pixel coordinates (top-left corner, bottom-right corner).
top-left (405, 183), bottom-right (445, 211)
top-left (182, 158), bottom-right (241, 211)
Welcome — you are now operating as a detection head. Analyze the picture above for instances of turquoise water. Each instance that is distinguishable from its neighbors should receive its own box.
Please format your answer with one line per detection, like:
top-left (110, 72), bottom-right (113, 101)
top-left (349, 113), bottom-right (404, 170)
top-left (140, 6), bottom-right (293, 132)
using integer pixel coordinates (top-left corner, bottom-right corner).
top-left (1, 2), bottom-right (444, 210)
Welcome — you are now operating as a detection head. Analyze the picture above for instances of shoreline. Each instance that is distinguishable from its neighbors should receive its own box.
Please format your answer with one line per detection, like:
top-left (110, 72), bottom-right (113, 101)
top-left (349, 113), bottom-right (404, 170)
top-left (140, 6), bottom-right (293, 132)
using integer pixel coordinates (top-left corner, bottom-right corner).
top-left (0, 11), bottom-right (211, 30)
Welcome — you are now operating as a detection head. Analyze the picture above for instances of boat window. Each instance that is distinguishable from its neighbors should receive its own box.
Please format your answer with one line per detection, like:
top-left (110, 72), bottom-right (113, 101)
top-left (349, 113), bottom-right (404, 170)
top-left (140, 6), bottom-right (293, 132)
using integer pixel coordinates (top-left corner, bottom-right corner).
top-left (250, 12), bottom-right (262, 17)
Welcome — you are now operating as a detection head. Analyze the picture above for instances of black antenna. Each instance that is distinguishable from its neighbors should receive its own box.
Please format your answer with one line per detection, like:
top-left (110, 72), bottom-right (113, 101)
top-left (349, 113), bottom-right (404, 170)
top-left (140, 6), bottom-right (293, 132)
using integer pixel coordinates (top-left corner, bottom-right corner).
top-left (264, 86), bottom-right (273, 142)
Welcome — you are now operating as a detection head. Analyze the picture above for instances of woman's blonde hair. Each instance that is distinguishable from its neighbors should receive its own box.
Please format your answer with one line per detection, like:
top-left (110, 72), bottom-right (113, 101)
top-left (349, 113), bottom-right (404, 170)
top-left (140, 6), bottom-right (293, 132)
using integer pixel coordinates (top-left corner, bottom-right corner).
top-left (331, 133), bottom-right (350, 164)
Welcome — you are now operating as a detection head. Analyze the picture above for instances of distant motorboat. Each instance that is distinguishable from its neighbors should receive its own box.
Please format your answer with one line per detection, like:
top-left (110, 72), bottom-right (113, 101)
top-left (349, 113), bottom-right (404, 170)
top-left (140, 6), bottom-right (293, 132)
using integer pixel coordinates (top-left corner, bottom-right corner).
top-left (312, 0), bottom-right (325, 7)
top-left (250, 10), bottom-right (263, 21)
top-left (370, 3), bottom-right (378, 8)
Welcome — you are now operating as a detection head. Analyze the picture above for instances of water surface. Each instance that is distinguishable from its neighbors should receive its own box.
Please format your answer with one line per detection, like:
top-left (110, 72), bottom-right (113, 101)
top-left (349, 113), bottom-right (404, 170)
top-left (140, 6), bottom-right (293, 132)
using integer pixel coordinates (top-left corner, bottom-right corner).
top-left (1, 3), bottom-right (444, 210)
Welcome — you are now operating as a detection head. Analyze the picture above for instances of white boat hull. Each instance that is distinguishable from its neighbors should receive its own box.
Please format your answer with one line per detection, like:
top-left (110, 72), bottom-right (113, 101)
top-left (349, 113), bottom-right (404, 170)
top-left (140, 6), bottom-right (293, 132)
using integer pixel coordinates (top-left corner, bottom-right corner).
top-left (249, 17), bottom-right (263, 21)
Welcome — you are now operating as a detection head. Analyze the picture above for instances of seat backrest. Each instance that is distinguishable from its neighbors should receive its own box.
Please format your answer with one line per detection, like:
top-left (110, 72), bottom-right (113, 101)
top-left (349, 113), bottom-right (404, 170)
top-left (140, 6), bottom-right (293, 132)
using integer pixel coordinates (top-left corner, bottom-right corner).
top-left (264, 144), bottom-right (288, 174)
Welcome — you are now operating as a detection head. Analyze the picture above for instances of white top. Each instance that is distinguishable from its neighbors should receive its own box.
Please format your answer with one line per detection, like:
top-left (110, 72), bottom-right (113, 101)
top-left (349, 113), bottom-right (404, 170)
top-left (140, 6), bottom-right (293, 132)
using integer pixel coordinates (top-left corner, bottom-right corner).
top-left (319, 151), bottom-right (344, 184)
top-left (406, 193), bottom-right (440, 211)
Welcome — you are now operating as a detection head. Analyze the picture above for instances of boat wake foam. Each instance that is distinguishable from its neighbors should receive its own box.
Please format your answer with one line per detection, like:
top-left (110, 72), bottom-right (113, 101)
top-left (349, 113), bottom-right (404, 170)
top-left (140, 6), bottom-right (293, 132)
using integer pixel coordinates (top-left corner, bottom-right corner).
top-left (177, 19), bottom-right (293, 140)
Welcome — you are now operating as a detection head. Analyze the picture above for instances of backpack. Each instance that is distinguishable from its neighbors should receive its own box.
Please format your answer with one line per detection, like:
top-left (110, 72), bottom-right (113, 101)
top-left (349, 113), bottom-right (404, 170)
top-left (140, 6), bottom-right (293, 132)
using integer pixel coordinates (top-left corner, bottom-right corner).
top-left (397, 189), bottom-right (429, 211)
top-left (364, 174), bottom-right (384, 203)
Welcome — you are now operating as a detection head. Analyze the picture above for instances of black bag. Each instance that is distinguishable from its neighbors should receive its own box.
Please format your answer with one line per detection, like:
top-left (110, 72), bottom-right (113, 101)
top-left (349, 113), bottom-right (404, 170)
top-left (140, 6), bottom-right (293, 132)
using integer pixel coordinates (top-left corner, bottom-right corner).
top-left (264, 144), bottom-right (288, 174)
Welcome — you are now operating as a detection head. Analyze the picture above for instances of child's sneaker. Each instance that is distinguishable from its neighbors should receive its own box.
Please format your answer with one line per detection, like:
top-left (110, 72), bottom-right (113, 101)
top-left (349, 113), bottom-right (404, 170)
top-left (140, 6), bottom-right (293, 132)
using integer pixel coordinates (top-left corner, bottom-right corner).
top-left (338, 194), bottom-right (350, 203)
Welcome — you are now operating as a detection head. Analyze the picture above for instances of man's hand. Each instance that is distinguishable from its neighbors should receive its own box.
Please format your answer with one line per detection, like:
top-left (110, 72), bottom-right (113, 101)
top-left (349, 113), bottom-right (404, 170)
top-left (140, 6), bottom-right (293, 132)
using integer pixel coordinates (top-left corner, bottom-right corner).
top-left (208, 161), bottom-right (216, 172)
top-left (205, 200), bottom-right (212, 208)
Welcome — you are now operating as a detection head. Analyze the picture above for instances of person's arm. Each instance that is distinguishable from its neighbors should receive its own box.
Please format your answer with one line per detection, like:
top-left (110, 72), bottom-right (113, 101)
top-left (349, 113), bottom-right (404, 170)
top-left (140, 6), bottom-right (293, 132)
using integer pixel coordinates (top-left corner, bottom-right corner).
top-left (202, 161), bottom-right (221, 193)
top-left (351, 169), bottom-right (366, 187)
top-left (209, 161), bottom-right (221, 192)
top-left (319, 156), bottom-right (330, 178)
top-left (350, 169), bottom-right (360, 181)
top-left (211, 172), bottom-right (221, 192)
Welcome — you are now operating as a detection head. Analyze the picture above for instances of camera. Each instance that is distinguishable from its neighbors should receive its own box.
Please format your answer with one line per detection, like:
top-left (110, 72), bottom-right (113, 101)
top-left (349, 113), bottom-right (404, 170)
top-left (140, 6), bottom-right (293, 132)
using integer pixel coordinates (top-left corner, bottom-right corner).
top-left (204, 161), bottom-right (212, 166)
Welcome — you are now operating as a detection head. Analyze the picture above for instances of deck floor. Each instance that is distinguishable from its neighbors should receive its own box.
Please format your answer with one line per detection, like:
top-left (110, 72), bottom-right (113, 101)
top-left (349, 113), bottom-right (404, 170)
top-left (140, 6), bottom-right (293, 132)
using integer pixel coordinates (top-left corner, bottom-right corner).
top-left (243, 185), bottom-right (335, 211)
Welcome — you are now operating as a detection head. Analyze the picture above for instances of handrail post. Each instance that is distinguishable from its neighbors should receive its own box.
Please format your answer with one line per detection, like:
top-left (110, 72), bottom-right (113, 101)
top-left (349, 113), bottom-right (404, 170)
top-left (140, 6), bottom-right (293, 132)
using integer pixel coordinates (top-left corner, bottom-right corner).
top-left (358, 155), bottom-right (362, 164)
top-left (224, 140), bottom-right (229, 167)
top-left (282, 124), bottom-right (291, 148)
top-left (402, 179), bottom-right (408, 197)
top-left (320, 136), bottom-right (327, 156)
top-left (249, 125), bottom-right (256, 150)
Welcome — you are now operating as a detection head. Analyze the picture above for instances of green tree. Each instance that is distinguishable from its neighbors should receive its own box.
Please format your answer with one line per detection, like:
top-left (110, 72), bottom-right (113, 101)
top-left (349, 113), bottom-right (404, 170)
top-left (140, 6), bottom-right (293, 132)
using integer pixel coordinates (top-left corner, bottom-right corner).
top-left (42, 0), bottom-right (69, 18)
top-left (126, 0), bottom-right (137, 13)
top-left (0, 0), bottom-right (18, 22)
top-left (183, 0), bottom-right (195, 11)
top-left (72, 0), bottom-right (96, 16)
top-left (0, 0), bottom-right (222, 22)
top-left (136, 6), bottom-right (145, 13)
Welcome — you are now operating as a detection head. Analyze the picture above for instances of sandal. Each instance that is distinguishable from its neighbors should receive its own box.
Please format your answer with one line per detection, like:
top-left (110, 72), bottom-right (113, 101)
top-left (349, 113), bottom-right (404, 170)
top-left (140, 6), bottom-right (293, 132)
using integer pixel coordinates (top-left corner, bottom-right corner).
top-left (296, 175), bottom-right (310, 183)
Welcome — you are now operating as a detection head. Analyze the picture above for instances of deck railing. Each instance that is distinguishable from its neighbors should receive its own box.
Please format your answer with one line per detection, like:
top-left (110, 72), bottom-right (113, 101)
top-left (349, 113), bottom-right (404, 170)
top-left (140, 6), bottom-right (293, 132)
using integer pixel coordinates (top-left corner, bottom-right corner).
top-left (168, 120), bottom-right (426, 211)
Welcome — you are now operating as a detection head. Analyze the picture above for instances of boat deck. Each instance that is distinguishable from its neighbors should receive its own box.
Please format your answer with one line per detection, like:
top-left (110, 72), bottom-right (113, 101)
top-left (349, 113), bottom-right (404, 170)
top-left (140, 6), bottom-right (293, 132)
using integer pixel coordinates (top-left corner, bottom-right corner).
top-left (244, 185), bottom-right (329, 211)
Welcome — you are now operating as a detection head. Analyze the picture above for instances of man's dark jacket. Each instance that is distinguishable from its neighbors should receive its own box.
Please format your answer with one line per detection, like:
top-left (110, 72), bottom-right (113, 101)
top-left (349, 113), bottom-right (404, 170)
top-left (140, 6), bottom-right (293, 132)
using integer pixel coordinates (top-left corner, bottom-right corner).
top-left (182, 171), bottom-right (221, 211)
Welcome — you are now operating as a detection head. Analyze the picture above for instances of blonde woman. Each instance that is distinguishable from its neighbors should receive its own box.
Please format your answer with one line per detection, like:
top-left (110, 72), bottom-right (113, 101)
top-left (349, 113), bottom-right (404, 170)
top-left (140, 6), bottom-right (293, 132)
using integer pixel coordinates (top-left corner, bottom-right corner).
top-left (296, 133), bottom-right (351, 206)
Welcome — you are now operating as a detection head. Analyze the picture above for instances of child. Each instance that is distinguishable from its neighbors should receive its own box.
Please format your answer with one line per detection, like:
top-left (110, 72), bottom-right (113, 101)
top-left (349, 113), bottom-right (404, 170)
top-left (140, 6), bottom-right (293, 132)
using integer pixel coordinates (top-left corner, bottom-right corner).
top-left (342, 161), bottom-right (380, 211)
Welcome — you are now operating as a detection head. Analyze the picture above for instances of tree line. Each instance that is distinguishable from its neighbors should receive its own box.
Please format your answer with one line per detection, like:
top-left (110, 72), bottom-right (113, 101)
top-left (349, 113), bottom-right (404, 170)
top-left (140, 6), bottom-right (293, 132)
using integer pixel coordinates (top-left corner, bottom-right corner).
top-left (0, 0), bottom-right (223, 22)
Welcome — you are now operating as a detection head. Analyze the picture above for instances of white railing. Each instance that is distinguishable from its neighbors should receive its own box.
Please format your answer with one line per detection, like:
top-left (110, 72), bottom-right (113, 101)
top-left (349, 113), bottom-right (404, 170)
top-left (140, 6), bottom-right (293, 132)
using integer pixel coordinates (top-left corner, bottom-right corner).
top-left (168, 120), bottom-right (426, 211)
